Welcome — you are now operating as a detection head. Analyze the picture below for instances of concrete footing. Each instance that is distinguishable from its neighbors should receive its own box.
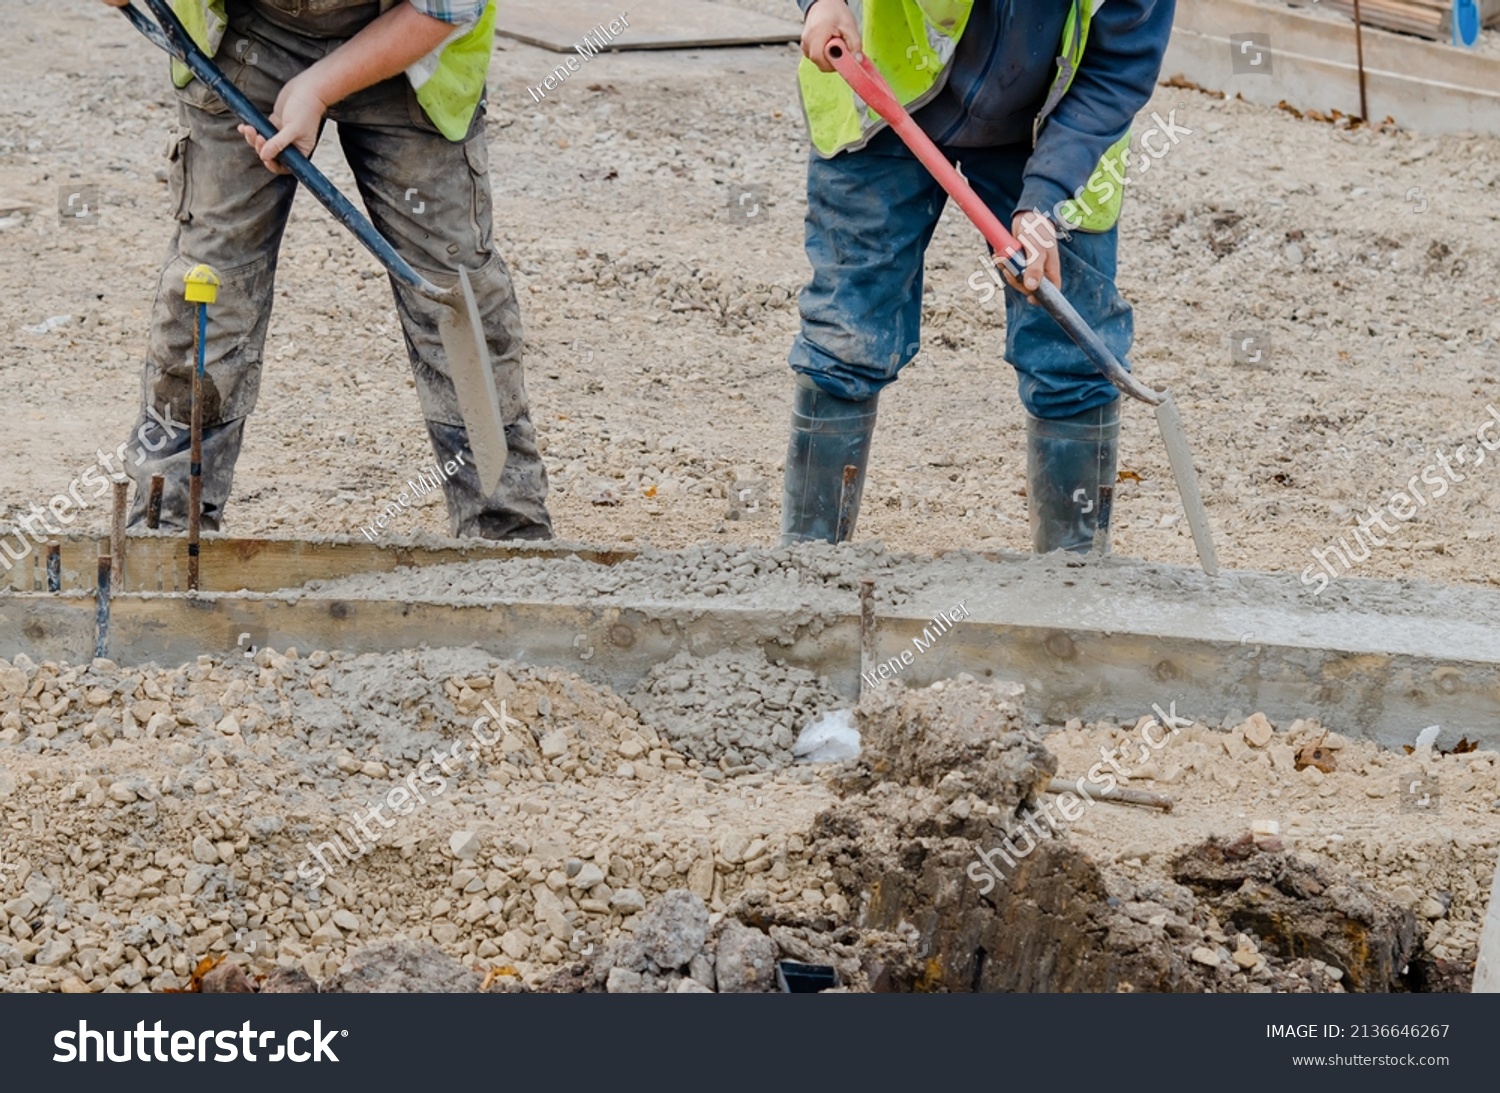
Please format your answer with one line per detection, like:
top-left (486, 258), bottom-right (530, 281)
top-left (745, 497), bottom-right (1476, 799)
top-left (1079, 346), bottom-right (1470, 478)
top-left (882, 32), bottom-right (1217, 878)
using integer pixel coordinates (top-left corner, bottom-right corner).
top-left (2, 534), bottom-right (1498, 751)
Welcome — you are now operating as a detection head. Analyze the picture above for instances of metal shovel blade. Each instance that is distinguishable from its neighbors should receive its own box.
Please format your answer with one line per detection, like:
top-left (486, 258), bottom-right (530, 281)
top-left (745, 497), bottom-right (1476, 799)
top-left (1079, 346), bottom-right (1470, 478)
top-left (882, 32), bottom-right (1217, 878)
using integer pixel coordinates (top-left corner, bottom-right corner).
top-left (438, 267), bottom-right (509, 497)
top-left (1154, 393), bottom-right (1219, 577)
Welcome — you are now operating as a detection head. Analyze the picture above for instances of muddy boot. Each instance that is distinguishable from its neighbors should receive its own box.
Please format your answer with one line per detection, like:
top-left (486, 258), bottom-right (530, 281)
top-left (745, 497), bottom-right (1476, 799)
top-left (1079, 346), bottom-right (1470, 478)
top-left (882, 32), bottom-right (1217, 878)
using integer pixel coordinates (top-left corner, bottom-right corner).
top-left (124, 414), bottom-right (246, 532)
top-left (425, 419), bottom-right (553, 541)
top-left (1026, 401), bottom-right (1119, 555)
top-left (780, 375), bottom-right (879, 545)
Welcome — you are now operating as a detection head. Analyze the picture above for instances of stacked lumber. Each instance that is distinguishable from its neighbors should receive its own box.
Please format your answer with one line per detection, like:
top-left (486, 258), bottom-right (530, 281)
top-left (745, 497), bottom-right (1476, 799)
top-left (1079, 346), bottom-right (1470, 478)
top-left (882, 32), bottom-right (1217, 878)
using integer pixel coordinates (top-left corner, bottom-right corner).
top-left (1316, 0), bottom-right (1500, 41)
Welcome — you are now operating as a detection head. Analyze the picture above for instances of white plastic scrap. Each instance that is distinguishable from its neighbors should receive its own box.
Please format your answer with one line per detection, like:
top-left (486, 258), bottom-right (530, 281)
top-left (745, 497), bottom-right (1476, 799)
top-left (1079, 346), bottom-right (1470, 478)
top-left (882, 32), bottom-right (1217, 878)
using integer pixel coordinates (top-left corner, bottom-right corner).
top-left (1415, 725), bottom-right (1441, 750)
top-left (25, 314), bottom-right (72, 335)
top-left (794, 708), bottom-right (860, 763)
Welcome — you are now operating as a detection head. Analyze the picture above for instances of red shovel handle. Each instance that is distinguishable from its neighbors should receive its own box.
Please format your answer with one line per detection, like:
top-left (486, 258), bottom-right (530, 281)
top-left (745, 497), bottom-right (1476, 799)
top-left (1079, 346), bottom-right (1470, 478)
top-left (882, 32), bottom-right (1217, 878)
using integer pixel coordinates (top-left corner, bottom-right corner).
top-left (825, 38), bottom-right (1024, 266)
top-left (823, 37), bottom-right (1163, 406)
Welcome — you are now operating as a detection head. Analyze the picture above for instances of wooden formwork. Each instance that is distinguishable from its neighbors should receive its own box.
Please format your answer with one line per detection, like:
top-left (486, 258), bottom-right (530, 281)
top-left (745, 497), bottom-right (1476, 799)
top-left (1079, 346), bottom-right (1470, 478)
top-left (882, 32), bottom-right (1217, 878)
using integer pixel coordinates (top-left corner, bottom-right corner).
top-left (2, 534), bottom-right (1499, 752)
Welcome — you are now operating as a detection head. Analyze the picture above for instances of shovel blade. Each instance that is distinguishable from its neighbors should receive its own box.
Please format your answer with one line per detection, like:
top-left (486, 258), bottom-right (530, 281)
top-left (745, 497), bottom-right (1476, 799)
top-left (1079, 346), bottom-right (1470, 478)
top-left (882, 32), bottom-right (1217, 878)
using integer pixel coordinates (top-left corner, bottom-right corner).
top-left (438, 267), bottom-right (509, 497)
top-left (1154, 394), bottom-right (1219, 577)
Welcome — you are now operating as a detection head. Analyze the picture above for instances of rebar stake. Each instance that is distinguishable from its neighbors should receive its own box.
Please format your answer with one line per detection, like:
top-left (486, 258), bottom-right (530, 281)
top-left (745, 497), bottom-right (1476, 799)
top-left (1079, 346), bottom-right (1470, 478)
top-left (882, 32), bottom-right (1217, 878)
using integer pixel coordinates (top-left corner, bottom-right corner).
top-left (859, 577), bottom-right (876, 699)
top-left (146, 473), bottom-right (164, 530)
top-left (111, 476), bottom-right (128, 592)
top-left (95, 553), bottom-right (112, 660)
top-left (183, 264), bottom-right (221, 592)
top-left (835, 464), bottom-right (859, 544)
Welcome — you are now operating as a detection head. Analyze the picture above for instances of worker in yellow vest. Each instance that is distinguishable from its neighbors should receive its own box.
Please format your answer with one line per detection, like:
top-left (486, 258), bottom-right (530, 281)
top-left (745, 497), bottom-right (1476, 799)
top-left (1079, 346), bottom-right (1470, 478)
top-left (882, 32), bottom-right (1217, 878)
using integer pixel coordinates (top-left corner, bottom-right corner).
top-left (96, 0), bottom-right (552, 541)
top-left (785, 0), bottom-right (1175, 553)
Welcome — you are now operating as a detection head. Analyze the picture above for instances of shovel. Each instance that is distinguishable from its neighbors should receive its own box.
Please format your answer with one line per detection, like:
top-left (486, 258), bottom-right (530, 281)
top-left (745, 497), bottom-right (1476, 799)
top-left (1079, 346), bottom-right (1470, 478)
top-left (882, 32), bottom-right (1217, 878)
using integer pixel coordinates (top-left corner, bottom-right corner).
top-left (825, 39), bottom-right (1219, 576)
top-left (120, 0), bottom-right (510, 495)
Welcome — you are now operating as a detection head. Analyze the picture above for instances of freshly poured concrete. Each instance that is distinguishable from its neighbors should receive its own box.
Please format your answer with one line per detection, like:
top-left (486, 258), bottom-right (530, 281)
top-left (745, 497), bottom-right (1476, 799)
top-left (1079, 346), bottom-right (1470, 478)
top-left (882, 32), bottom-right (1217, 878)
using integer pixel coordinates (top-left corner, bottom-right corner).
top-left (2, 536), bottom-right (1496, 750)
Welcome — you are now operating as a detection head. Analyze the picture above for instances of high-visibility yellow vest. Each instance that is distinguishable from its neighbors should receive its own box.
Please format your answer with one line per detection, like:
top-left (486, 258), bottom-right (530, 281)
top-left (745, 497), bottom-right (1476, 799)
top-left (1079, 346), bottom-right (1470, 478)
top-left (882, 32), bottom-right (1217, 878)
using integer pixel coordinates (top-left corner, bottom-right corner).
top-left (167, 0), bottom-right (493, 141)
top-left (797, 0), bottom-right (1129, 232)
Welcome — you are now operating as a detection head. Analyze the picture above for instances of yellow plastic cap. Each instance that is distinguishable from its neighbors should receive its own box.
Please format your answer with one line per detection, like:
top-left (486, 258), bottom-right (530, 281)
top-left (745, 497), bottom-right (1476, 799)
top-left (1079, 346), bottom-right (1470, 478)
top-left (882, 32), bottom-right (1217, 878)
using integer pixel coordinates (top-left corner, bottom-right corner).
top-left (183, 264), bottom-right (222, 304)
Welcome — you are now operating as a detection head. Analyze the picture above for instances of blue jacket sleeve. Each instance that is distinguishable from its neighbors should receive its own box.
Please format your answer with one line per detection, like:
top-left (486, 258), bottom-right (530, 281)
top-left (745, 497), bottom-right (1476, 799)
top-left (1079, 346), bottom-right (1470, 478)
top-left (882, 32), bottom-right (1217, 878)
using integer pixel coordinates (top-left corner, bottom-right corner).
top-left (1017, 0), bottom-right (1176, 223)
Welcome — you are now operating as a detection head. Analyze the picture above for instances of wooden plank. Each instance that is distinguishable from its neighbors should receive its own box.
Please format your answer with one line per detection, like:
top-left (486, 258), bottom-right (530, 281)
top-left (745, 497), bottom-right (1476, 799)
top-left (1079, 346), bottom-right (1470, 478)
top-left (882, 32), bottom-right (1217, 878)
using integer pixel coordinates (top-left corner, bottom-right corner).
top-left (497, 0), bottom-right (801, 52)
top-left (1323, 0), bottom-right (1445, 39)
top-left (6, 589), bottom-right (1500, 752)
top-left (35, 533), bottom-right (639, 595)
top-left (1168, 0), bottom-right (1500, 137)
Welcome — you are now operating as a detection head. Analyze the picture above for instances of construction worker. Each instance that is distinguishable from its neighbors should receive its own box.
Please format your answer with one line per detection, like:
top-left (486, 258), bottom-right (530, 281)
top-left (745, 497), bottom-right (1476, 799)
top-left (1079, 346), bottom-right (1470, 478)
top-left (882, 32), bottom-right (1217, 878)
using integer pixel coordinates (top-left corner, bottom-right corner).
top-left (785, 0), bottom-right (1174, 552)
top-left (98, 0), bottom-right (552, 540)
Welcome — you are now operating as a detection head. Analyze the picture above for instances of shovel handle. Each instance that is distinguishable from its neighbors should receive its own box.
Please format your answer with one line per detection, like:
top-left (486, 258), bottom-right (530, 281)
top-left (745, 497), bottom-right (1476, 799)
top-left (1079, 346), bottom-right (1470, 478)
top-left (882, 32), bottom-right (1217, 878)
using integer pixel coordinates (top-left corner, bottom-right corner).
top-left (824, 38), bottom-right (1162, 407)
top-left (122, 0), bottom-right (440, 299)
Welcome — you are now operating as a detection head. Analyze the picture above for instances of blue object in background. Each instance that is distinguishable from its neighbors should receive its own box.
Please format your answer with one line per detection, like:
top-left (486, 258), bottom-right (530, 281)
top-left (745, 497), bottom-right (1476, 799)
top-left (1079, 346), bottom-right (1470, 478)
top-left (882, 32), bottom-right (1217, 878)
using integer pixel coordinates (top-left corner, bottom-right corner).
top-left (1453, 0), bottom-right (1481, 47)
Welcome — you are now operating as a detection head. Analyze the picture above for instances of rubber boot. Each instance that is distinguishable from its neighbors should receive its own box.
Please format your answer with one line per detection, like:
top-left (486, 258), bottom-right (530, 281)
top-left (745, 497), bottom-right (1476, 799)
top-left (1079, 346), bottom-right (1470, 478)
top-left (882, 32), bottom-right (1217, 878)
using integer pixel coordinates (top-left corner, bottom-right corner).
top-left (124, 415), bottom-right (246, 532)
top-left (780, 375), bottom-right (879, 545)
top-left (425, 420), bottom-right (553, 541)
top-left (1026, 401), bottom-right (1120, 555)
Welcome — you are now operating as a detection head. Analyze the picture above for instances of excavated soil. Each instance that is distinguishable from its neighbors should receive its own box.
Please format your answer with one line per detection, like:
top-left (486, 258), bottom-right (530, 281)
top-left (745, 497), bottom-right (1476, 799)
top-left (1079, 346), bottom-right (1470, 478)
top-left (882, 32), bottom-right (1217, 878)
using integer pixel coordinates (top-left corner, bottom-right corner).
top-left (0, 648), bottom-right (1493, 993)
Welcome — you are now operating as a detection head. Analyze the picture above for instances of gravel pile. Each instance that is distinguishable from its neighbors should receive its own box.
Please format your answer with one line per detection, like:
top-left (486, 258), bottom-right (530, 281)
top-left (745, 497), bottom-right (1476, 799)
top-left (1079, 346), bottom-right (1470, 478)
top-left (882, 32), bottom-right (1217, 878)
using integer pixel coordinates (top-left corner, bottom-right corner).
top-left (627, 648), bottom-right (844, 771)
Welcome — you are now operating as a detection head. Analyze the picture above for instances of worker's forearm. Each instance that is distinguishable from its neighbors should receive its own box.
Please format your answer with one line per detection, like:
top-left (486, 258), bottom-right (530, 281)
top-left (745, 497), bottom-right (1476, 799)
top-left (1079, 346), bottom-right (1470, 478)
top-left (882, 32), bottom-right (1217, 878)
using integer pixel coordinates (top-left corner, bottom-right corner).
top-left (298, 4), bottom-right (455, 106)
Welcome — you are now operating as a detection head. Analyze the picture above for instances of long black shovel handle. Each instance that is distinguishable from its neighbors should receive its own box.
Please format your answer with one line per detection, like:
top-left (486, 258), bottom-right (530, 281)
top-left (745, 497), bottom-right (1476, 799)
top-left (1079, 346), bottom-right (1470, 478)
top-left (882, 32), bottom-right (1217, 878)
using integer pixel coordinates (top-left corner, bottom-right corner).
top-left (120, 0), bottom-right (440, 298)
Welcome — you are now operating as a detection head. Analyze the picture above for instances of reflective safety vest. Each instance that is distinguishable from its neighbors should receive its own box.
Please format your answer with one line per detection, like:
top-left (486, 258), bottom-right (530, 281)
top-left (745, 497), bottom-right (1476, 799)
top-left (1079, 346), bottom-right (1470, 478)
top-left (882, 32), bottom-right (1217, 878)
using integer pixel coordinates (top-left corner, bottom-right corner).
top-left (797, 0), bottom-right (1129, 232)
top-left (166, 0), bottom-right (494, 141)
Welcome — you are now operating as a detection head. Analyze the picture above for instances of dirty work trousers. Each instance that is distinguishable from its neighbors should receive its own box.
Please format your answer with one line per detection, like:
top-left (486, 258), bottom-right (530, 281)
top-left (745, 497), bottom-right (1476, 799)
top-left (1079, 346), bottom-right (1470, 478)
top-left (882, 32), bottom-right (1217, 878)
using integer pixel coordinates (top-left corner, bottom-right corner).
top-left (789, 127), bottom-right (1134, 419)
top-left (121, 4), bottom-right (552, 539)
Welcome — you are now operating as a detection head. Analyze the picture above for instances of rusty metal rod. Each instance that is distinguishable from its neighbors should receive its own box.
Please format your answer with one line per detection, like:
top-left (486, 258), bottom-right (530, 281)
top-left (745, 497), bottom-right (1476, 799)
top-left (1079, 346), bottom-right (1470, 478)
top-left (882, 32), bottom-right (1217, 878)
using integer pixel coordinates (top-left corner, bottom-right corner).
top-left (835, 463), bottom-right (859, 544)
top-left (1048, 777), bottom-right (1174, 812)
top-left (111, 477), bottom-right (128, 592)
top-left (188, 307), bottom-right (205, 591)
top-left (858, 577), bottom-right (876, 696)
top-left (45, 541), bottom-right (60, 592)
top-left (1092, 482), bottom-right (1114, 556)
top-left (1351, 0), bottom-right (1370, 120)
top-left (146, 473), bottom-right (164, 530)
top-left (95, 553), bottom-right (112, 659)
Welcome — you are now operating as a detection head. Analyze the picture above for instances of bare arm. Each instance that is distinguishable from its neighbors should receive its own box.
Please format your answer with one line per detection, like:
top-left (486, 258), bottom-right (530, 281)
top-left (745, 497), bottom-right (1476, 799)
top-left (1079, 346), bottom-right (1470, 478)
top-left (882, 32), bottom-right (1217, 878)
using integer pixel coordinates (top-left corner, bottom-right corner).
top-left (242, 3), bottom-right (456, 172)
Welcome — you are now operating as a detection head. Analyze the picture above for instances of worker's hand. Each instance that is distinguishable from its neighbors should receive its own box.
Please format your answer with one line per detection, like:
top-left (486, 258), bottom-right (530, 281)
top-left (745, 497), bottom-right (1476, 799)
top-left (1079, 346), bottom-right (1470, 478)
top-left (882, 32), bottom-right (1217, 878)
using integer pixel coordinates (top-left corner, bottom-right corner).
top-left (238, 74), bottom-right (327, 175)
top-left (802, 0), bottom-right (861, 73)
top-left (1002, 211), bottom-right (1063, 303)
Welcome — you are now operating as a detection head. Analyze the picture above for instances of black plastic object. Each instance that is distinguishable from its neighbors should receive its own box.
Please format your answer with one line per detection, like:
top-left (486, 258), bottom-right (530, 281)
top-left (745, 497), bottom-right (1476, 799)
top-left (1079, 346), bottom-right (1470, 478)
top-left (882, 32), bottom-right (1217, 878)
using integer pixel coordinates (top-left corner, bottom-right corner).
top-left (776, 961), bottom-right (839, 994)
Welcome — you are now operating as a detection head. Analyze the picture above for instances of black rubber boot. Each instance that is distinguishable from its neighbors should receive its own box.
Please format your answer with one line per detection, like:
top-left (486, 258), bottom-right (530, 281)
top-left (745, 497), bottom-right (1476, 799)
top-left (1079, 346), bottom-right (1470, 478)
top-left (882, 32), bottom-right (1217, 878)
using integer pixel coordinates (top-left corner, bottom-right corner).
top-left (780, 376), bottom-right (879, 545)
top-left (124, 415), bottom-right (246, 532)
top-left (1026, 401), bottom-right (1120, 555)
top-left (425, 420), bottom-right (553, 541)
